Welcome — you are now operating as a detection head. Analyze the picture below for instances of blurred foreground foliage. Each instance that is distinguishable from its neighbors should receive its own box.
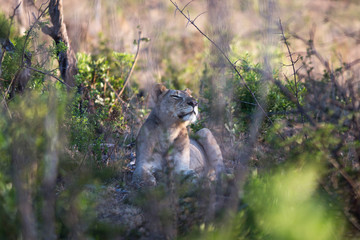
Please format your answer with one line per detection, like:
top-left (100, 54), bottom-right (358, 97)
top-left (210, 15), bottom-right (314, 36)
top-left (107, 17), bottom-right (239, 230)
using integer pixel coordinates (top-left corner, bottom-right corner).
top-left (189, 124), bottom-right (347, 240)
top-left (189, 168), bottom-right (344, 240)
top-left (0, 9), bottom-right (359, 240)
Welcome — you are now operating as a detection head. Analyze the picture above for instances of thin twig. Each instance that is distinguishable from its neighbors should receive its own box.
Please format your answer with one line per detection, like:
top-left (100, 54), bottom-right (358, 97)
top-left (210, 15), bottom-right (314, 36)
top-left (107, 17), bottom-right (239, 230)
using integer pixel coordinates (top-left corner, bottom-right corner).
top-left (108, 30), bottom-right (144, 116)
top-left (343, 208), bottom-right (360, 231)
top-left (344, 58), bottom-right (360, 70)
top-left (26, 66), bottom-right (71, 87)
top-left (8, 2), bottom-right (22, 37)
top-left (328, 154), bottom-right (360, 200)
top-left (193, 11), bottom-right (207, 24)
top-left (279, 20), bottom-right (300, 101)
top-left (118, 30), bottom-right (142, 98)
top-left (282, 55), bottom-right (301, 67)
top-left (181, 0), bottom-right (195, 12)
top-left (0, 90), bottom-right (12, 118)
top-left (2, 74), bottom-right (17, 105)
top-left (186, 10), bottom-right (191, 27)
top-left (239, 100), bottom-right (257, 106)
top-left (106, 81), bottom-right (126, 105)
top-left (106, 80), bottom-right (136, 116)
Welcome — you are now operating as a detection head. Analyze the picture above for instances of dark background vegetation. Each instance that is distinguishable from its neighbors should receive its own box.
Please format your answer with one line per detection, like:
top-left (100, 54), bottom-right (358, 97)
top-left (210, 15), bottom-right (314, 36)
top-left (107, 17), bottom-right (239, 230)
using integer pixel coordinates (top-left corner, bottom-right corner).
top-left (1, 0), bottom-right (360, 239)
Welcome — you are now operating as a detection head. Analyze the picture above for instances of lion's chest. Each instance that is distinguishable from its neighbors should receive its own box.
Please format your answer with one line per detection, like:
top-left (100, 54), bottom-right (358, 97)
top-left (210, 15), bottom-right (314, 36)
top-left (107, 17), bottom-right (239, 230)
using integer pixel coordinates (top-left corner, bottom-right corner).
top-left (150, 127), bottom-right (190, 171)
top-left (152, 128), bottom-right (185, 157)
top-left (156, 128), bottom-right (181, 151)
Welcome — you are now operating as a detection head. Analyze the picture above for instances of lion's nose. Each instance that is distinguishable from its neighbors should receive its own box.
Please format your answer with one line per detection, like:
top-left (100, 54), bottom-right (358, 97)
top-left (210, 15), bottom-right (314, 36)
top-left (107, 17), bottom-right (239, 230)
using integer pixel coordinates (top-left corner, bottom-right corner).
top-left (187, 98), bottom-right (198, 107)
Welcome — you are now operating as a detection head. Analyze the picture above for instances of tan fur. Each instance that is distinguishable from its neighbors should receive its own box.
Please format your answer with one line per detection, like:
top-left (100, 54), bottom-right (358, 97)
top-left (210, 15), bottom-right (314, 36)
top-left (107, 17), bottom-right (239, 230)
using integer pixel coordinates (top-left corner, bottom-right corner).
top-left (133, 84), bottom-right (224, 186)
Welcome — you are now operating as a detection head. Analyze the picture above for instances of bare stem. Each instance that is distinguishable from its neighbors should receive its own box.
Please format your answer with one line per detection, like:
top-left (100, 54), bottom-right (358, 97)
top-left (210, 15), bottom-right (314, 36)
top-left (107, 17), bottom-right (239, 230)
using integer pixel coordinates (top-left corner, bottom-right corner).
top-left (118, 30), bottom-right (142, 98)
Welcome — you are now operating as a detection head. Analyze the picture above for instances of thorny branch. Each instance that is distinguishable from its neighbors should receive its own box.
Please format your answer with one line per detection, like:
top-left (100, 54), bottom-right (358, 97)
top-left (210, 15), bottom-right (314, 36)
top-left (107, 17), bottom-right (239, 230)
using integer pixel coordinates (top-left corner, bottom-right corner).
top-left (279, 19), bottom-right (299, 99)
top-left (278, 19), bottom-right (309, 125)
top-left (291, 26), bottom-right (348, 102)
top-left (286, 21), bottom-right (360, 230)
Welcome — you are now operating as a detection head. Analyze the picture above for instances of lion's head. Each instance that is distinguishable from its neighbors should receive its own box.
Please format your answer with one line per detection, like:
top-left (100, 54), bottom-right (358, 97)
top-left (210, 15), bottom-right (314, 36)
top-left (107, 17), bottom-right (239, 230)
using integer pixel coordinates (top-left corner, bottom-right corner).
top-left (151, 84), bottom-right (198, 125)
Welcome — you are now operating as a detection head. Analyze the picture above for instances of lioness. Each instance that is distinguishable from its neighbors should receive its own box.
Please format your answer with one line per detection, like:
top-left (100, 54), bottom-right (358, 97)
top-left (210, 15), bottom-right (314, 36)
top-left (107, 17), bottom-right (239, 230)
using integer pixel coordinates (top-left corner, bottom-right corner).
top-left (133, 84), bottom-right (224, 185)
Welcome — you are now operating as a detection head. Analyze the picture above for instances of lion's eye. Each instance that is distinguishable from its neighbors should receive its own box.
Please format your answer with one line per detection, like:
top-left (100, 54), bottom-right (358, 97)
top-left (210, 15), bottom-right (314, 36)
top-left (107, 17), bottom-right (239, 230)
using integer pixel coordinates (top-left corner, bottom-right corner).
top-left (171, 95), bottom-right (182, 100)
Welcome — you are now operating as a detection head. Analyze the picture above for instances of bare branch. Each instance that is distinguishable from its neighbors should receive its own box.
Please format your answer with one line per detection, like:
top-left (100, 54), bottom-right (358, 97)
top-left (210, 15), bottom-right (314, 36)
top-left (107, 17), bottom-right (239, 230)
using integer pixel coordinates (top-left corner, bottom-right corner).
top-left (118, 30), bottom-right (144, 98)
top-left (106, 81), bottom-right (126, 105)
top-left (291, 26), bottom-right (348, 103)
top-left (9, 2), bottom-right (22, 36)
top-left (26, 66), bottom-right (71, 87)
top-left (343, 208), bottom-right (360, 232)
top-left (2, 74), bottom-right (18, 105)
top-left (238, 100), bottom-right (256, 106)
top-left (106, 80), bottom-right (136, 116)
top-left (344, 58), bottom-right (360, 70)
top-left (279, 19), bottom-right (300, 100)
top-left (328, 156), bottom-right (360, 201)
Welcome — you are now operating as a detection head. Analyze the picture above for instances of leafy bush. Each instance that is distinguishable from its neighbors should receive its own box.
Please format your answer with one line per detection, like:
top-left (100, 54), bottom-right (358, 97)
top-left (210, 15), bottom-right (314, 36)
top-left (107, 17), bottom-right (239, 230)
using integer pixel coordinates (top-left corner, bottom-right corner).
top-left (76, 51), bottom-right (134, 108)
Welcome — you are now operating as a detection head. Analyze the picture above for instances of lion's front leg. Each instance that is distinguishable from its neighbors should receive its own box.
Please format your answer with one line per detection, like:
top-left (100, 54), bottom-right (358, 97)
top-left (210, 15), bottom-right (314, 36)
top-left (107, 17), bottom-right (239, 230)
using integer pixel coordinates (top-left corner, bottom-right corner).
top-left (133, 125), bottom-right (161, 186)
top-left (172, 129), bottom-right (191, 173)
top-left (195, 128), bottom-right (224, 175)
top-left (132, 163), bottom-right (157, 186)
top-left (172, 147), bottom-right (190, 173)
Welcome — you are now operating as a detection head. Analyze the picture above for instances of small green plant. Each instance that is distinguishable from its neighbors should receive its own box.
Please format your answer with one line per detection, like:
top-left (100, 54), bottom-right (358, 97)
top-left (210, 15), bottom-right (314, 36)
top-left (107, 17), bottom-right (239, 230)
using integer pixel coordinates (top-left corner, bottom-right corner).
top-left (76, 51), bottom-right (134, 108)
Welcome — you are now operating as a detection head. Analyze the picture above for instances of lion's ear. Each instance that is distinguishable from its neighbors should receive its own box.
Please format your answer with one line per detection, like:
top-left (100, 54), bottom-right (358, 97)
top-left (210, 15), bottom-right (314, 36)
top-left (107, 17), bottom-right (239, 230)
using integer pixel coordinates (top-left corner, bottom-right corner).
top-left (149, 84), bottom-right (168, 107)
top-left (154, 83), bottom-right (168, 98)
top-left (184, 88), bottom-right (192, 95)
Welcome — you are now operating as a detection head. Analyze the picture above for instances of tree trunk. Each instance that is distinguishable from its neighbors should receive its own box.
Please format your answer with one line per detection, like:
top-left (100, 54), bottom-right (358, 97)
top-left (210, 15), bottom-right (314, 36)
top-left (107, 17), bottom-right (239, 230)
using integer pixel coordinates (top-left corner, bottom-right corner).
top-left (42, 0), bottom-right (77, 88)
